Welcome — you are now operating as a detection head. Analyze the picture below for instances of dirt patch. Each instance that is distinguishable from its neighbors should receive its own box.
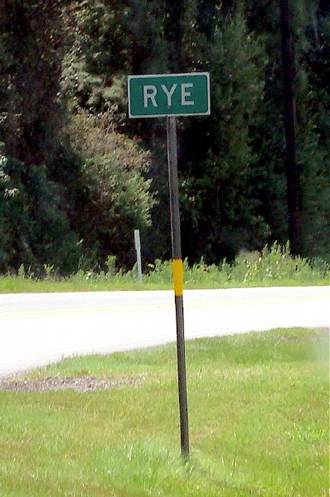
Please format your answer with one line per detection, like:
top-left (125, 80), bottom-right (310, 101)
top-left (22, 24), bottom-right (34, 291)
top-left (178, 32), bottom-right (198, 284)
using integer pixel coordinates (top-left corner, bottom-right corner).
top-left (0, 375), bottom-right (142, 393)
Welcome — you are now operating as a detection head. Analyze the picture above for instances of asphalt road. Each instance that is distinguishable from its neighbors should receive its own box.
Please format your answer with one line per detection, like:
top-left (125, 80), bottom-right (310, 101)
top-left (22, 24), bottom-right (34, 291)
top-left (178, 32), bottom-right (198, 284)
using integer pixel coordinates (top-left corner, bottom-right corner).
top-left (0, 286), bottom-right (329, 377)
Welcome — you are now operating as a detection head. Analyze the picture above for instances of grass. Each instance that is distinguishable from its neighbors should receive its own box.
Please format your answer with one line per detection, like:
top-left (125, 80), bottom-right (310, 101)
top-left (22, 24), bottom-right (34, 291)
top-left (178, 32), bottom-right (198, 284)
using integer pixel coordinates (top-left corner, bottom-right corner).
top-left (0, 328), bottom-right (328, 497)
top-left (0, 243), bottom-right (329, 293)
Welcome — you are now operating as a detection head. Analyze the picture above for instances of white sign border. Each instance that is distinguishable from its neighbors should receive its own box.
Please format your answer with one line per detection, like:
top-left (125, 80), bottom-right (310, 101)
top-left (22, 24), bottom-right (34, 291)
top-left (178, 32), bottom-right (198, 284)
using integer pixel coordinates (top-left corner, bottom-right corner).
top-left (127, 72), bottom-right (211, 119)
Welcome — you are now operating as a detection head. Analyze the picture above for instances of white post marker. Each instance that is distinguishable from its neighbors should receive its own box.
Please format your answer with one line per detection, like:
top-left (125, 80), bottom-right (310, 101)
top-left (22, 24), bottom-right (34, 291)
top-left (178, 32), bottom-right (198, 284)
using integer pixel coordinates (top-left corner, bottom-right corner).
top-left (134, 229), bottom-right (143, 281)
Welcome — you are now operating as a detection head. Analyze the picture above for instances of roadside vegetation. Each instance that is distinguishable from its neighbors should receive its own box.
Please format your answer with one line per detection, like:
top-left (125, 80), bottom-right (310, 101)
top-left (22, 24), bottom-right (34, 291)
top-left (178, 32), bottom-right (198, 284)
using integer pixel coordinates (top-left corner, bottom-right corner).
top-left (0, 328), bottom-right (328, 497)
top-left (1, 3), bottom-right (330, 277)
top-left (0, 243), bottom-right (328, 293)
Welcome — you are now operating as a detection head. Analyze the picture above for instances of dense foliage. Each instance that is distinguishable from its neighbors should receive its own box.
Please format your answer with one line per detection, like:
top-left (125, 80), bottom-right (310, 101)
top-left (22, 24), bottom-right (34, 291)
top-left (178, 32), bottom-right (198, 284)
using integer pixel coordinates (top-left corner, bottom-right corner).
top-left (0, 0), bottom-right (329, 273)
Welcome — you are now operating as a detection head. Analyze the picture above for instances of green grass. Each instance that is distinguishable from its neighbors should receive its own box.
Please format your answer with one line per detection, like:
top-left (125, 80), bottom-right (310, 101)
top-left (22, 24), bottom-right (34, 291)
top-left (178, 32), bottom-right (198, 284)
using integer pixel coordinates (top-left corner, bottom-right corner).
top-left (0, 328), bottom-right (328, 497)
top-left (0, 243), bottom-right (329, 293)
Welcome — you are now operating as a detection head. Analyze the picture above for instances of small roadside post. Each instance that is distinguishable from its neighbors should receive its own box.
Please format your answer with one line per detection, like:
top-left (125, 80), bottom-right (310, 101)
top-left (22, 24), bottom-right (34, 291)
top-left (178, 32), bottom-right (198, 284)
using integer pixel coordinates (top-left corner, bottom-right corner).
top-left (134, 229), bottom-right (143, 282)
top-left (128, 72), bottom-right (210, 458)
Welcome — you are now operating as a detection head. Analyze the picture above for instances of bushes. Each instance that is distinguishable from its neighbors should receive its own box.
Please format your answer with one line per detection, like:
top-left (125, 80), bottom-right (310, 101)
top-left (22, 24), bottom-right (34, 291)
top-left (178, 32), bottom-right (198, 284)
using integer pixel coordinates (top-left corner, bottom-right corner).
top-left (76, 153), bottom-right (154, 268)
top-left (0, 145), bottom-right (155, 274)
top-left (66, 113), bottom-right (155, 269)
top-left (229, 242), bottom-right (329, 283)
top-left (1, 242), bottom-right (328, 291)
top-left (0, 147), bottom-right (81, 274)
top-left (1, 1), bottom-right (329, 273)
top-left (0, 110), bottom-right (156, 274)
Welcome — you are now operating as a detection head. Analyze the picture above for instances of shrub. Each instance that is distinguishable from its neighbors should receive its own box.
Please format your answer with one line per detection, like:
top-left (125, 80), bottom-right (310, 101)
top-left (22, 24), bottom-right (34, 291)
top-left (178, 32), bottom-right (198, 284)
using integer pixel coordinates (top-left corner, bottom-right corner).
top-left (65, 112), bottom-right (156, 268)
top-left (0, 148), bottom-right (81, 274)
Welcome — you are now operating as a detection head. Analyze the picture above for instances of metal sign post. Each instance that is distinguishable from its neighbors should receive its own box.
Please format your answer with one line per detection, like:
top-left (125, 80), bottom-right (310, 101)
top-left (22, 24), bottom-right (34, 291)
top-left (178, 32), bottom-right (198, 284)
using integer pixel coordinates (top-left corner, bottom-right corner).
top-left (166, 115), bottom-right (189, 458)
top-left (128, 72), bottom-right (210, 459)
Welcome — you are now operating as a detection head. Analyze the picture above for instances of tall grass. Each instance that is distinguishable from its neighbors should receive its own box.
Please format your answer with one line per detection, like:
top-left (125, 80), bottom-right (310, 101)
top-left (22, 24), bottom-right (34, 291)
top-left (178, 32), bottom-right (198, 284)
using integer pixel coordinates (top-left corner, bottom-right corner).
top-left (0, 243), bottom-right (329, 293)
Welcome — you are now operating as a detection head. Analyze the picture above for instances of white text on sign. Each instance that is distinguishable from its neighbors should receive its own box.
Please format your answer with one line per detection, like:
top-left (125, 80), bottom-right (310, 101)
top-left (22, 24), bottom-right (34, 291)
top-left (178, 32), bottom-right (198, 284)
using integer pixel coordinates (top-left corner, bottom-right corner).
top-left (143, 84), bottom-right (194, 108)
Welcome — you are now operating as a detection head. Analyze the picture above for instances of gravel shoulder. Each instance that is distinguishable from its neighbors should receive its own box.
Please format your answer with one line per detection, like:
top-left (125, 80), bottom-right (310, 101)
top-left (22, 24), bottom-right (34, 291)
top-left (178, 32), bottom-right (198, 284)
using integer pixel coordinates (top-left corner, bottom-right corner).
top-left (0, 375), bottom-right (141, 392)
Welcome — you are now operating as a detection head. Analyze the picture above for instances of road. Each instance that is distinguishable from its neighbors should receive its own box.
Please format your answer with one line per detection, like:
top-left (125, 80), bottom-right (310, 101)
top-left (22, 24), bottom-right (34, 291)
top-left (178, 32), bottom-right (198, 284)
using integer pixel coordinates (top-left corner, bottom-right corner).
top-left (0, 286), bottom-right (329, 377)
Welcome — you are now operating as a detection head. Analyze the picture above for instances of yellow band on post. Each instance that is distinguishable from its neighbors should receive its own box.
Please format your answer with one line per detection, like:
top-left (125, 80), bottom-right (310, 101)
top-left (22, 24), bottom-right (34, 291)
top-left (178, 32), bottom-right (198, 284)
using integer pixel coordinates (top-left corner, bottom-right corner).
top-left (172, 259), bottom-right (184, 296)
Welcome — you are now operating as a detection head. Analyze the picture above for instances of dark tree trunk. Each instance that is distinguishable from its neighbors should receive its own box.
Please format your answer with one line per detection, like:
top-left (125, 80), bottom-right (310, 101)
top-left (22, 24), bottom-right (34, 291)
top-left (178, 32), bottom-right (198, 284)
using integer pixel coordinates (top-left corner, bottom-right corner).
top-left (220, 0), bottom-right (236, 17)
top-left (165, 0), bottom-right (185, 71)
top-left (197, 0), bottom-right (216, 39)
top-left (310, 4), bottom-right (320, 48)
top-left (280, 0), bottom-right (302, 255)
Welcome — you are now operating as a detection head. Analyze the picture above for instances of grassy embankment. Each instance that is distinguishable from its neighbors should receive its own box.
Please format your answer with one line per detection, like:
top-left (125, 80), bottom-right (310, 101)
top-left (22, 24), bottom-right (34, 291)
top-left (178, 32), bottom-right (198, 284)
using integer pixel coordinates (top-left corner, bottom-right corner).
top-left (0, 244), bottom-right (329, 293)
top-left (0, 328), bottom-right (328, 497)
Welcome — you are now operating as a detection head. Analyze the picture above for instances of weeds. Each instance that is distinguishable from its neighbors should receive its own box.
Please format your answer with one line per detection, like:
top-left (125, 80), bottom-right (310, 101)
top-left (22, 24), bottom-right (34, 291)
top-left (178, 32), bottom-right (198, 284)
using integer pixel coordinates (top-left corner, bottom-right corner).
top-left (0, 243), bottom-right (328, 293)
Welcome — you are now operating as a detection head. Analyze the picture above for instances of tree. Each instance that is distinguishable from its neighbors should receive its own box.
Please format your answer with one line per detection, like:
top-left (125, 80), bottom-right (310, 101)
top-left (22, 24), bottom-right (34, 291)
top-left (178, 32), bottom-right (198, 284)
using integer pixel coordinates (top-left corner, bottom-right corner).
top-left (0, 145), bottom-right (80, 273)
top-left (280, 0), bottom-right (302, 255)
top-left (1, 0), bottom-right (329, 272)
top-left (66, 113), bottom-right (155, 268)
top-left (165, 0), bottom-right (185, 71)
top-left (180, 10), bottom-right (270, 262)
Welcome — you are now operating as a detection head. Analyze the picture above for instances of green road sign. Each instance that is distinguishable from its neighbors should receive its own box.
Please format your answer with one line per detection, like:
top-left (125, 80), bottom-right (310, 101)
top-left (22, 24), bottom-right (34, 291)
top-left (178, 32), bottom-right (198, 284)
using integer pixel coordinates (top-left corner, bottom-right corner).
top-left (128, 72), bottom-right (210, 118)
